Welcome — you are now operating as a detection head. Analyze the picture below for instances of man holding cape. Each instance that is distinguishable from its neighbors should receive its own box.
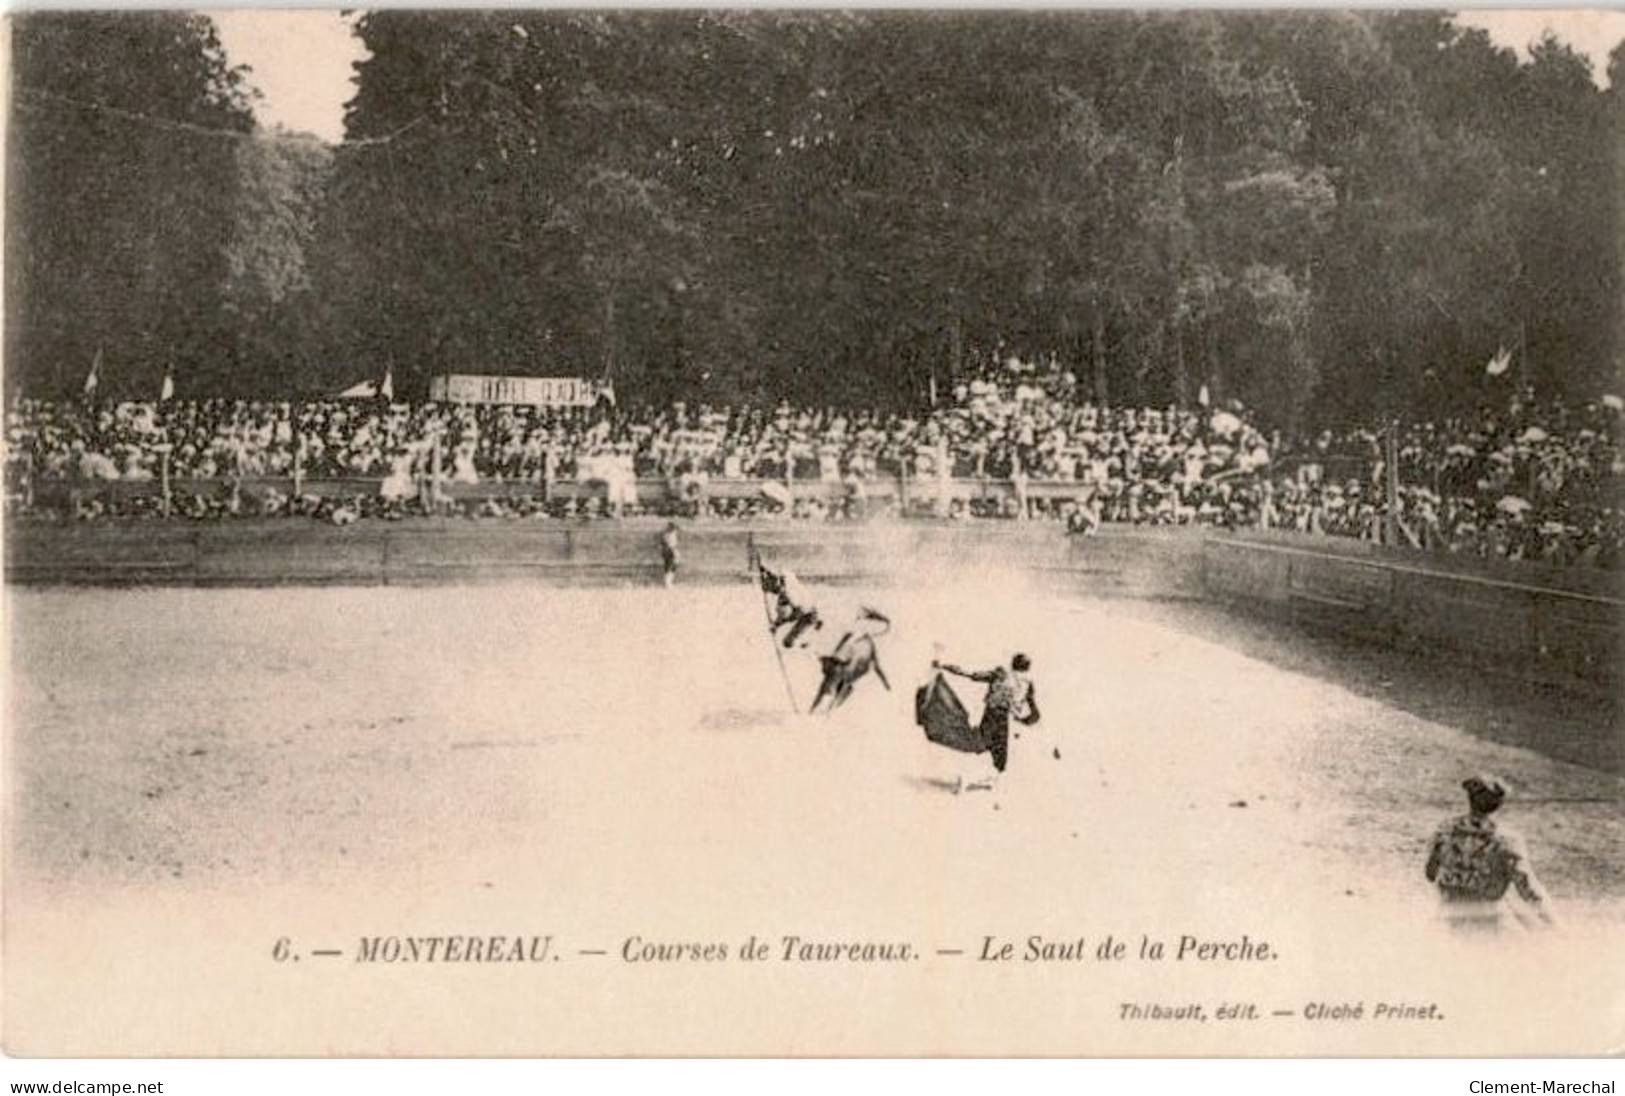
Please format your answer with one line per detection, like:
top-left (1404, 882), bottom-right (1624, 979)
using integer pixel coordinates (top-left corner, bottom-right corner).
top-left (922, 654), bottom-right (1041, 775)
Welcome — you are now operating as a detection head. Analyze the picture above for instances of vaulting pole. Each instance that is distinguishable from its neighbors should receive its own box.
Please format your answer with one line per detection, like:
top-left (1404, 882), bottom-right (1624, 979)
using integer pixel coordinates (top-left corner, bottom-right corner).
top-left (748, 533), bottom-right (799, 714)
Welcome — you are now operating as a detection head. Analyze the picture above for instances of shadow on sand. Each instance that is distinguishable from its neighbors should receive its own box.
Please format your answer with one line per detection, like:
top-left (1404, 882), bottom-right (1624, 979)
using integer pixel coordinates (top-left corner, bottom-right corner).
top-left (699, 708), bottom-right (792, 731)
top-left (903, 775), bottom-right (997, 795)
top-left (1119, 599), bottom-right (1623, 777)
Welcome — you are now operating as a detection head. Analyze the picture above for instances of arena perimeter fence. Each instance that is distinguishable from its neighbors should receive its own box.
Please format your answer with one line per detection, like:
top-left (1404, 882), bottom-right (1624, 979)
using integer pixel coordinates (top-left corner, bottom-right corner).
top-left (1198, 535), bottom-right (1620, 691)
top-left (6, 480), bottom-right (1619, 692)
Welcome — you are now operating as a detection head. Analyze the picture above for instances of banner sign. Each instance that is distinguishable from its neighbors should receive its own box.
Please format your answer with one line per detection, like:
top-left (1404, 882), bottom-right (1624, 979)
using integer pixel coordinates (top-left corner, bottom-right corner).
top-left (429, 374), bottom-right (612, 407)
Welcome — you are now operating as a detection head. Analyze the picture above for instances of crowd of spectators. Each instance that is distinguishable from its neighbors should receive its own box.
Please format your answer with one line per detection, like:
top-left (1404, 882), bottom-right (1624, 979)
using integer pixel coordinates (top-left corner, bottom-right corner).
top-left (1260, 388), bottom-right (1625, 568)
top-left (5, 358), bottom-right (1621, 569)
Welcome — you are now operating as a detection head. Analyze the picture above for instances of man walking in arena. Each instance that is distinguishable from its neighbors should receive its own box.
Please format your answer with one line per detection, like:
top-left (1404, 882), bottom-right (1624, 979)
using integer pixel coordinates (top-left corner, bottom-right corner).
top-left (659, 521), bottom-right (681, 588)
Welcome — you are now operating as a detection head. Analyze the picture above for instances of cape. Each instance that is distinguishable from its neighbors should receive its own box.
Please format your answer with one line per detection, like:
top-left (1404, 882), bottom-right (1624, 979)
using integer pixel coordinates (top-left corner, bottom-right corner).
top-left (915, 672), bottom-right (984, 754)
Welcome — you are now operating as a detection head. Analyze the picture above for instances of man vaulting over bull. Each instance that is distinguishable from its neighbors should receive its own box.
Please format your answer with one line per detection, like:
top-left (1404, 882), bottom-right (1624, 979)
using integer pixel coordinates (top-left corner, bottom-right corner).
top-left (754, 552), bottom-right (893, 715)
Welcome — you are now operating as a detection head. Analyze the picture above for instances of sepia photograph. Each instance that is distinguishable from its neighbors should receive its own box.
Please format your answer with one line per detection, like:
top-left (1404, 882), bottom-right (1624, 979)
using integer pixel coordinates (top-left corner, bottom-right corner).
top-left (2, 6), bottom-right (1622, 1062)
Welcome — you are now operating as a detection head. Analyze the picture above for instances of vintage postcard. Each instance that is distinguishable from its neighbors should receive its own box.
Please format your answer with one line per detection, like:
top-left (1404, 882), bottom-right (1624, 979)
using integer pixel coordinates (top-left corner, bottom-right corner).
top-left (3, 8), bottom-right (1622, 1058)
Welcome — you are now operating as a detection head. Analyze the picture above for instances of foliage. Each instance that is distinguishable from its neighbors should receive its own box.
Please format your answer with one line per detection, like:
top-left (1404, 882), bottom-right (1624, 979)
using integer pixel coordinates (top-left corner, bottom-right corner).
top-left (8, 12), bottom-right (256, 397)
top-left (9, 11), bottom-right (1621, 423)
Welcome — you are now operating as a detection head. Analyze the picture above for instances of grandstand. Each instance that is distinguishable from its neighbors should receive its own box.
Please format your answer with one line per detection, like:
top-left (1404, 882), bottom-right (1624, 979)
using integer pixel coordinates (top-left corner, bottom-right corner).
top-left (7, 362), bottom-right (1621, 571)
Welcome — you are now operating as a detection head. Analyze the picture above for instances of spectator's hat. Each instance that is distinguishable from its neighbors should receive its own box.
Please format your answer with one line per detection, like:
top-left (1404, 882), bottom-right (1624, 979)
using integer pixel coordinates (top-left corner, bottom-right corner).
top-left (1462, 774), bottom-right (1508, 809)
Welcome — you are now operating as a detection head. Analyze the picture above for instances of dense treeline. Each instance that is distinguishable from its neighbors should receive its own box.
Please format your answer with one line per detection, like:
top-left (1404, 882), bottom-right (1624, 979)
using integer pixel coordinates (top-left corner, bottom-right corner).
top-left (7, 13), bottom-right (336, 400)
top-left (7, 11), bottom-right (1623, 428)
top-left (9, 13), bottom-right (252, 396)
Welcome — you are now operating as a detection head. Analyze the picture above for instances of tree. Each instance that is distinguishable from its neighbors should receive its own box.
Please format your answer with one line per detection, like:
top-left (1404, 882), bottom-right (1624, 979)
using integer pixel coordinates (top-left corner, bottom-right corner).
top-left (7, 12), bottom-right (256, 398)
top-left (317, 11), bottom-right (1620, 418)
top-left (222, 130), bottom-right (336, 395)
top-left (1506, 34), bottom-right (1618, 394)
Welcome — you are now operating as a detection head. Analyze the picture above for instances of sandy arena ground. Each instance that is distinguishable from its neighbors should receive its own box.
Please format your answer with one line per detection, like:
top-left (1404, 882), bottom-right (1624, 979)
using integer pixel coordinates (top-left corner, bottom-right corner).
top-left (5, 574), bottom-right (1623, 1055)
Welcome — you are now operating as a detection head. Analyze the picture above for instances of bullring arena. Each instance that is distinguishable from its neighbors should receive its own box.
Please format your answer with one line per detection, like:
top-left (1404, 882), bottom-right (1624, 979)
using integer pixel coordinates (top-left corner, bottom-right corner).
top-left (5, 518), bottom-right (1621, 1055)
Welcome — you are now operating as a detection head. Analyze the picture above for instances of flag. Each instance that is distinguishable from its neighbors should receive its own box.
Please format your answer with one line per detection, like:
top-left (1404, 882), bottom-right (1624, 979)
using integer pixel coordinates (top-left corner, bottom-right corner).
top-left (1485, 347), bottom-right (1512, 376)
top-left (336, 378), bottom-right (379, 399)
top-left (1197, 383), bottom-right (1210, 408)
top-left (752, 549), bottom-right (797, 602)
top-left (160, 364), bottom-right (174, 402)
top-left (83, 347), bottom-right (102, 397)
top-left (380, 367), bottom-right (394, 401)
